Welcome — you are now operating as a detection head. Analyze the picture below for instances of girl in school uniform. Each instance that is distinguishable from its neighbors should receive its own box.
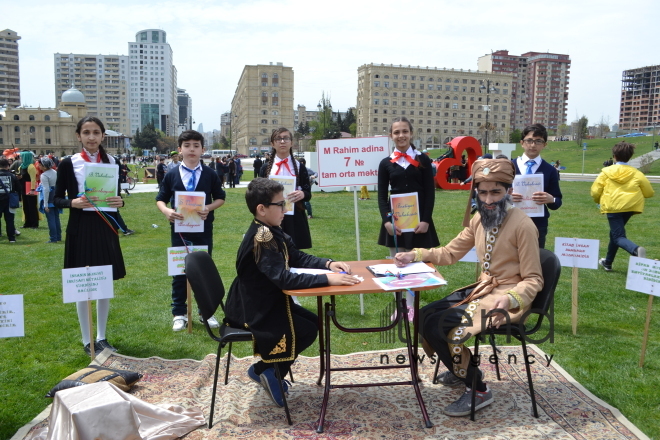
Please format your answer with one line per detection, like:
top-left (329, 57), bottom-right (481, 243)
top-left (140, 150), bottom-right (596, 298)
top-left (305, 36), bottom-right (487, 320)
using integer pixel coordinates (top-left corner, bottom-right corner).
top-left (260, 127), bottom-right (313, 250)
top-left (54, 116), bottom-right (126, 356)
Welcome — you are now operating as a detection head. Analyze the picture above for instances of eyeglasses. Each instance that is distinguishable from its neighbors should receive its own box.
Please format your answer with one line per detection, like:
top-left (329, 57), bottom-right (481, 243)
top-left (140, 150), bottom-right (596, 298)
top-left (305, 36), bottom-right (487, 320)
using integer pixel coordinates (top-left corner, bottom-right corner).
top-left (522, 139), bottom-right (546, 146)
top-left (265, 200), bottom-right (287, 210)
top-left (274, 137), bottom-right (291, 142)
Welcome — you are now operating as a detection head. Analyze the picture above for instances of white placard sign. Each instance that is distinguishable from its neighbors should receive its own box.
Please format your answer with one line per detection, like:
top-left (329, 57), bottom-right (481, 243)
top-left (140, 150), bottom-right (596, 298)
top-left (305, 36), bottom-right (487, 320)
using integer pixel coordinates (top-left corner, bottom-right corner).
top-left (0, 295), bottom-right (25, 338)
top-left (62, 266), bottom-right (114, 303)
top-left (168, 246), bottom-right (209, 276)
top-left (554, 237), bottom-right (600, 269)
top-left (626, 257), bottom-right (660, 297)
top-left (317, 137), bottom-right (389, 187)
top-left (513, 174), bottom-right (544, 218)
top-left (459, 247), bottom-right (479, 263)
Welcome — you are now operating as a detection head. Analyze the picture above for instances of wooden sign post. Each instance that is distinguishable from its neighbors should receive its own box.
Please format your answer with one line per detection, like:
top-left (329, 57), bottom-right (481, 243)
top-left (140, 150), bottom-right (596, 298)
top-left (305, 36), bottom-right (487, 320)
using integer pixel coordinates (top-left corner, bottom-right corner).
top-left (625, 256), bottom-right (660, 367)
top-left (554, 238), bottom-right (600, 335)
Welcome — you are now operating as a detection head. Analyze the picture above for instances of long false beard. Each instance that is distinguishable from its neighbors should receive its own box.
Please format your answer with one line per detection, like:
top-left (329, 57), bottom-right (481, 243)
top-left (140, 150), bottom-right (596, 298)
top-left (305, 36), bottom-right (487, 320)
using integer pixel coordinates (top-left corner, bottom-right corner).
top-left (477, 194), bottom-right (512, 230)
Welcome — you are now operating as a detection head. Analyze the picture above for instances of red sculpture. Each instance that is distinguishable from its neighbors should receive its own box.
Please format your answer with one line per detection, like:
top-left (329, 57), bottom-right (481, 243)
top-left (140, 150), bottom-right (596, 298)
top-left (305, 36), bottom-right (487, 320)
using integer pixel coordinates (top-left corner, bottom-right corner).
top-left (433, 136), bottom-right (482, 190)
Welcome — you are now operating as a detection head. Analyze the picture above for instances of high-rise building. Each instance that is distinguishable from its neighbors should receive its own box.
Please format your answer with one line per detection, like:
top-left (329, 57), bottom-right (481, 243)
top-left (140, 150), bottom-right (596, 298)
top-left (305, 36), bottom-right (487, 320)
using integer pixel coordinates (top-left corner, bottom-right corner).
top-left (231, 62), bottom-right (294, 156)
top-left (177, 88), bottom-right (192, 134)
top-left (53, 53), bottom-right (129, 133)
top-left (478, 50), bottom-right (571, 131)
top-left (356, 63), bottom-right (513, 147)
top-left (0, 29), bottom-right (21, 108)
top-left (127, 29), bottom-right (178, 136)
top-left (619, 65), bottom-right (660, 132)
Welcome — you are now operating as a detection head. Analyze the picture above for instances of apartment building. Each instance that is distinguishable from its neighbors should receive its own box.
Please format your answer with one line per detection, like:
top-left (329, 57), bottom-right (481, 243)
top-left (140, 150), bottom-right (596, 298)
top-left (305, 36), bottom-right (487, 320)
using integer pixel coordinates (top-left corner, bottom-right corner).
top-left (356, 63), bottom-right (513, 148)
top-left (230, 62), bottom-right (294, 156)
top-left (619, 65), bottom-right (660, 132)
top-left (478, 50), bottom-right (571, 130)
top-left (54, 53), bottom-right (129, 133)
top-left (0, 29), bottom-right (21, 109)
top-left (127, 29), bottom-right (178, 136)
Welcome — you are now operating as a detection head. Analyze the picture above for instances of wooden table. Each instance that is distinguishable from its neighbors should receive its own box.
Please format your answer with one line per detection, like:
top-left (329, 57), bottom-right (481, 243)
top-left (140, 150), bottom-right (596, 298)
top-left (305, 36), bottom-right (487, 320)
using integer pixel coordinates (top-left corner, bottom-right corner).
top-left (284, 259), bottom-right (442, 433)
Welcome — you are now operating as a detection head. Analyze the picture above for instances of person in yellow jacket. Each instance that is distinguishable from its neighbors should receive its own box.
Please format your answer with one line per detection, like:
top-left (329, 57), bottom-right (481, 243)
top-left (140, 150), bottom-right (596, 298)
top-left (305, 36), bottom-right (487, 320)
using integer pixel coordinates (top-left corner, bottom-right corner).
top-left (591, 142), bottom-right (654, 271)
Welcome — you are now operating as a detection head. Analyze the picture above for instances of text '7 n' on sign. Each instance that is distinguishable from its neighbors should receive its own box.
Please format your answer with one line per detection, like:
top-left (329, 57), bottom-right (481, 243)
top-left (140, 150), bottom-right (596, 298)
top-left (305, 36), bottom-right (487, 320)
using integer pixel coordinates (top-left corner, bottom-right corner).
top-left (316, 137), bottom-right (389, 188)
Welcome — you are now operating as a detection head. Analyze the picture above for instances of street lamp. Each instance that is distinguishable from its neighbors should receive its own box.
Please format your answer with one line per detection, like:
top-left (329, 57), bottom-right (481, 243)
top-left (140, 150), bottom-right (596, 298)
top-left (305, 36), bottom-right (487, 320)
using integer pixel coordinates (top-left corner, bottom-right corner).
top-left (479, 79), bottom-right (498, 147)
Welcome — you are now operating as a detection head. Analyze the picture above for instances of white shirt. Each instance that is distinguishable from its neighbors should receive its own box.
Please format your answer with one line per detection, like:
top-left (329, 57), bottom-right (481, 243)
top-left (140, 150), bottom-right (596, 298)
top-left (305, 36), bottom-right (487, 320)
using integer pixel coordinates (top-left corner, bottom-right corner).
top-left (517, 154), bottom-right (541, 175)
top-left (71, 149), bottom-right (116, 195)
top-left (178, 161), bottom-right (202, 191)
top-left (390, 146), bottom-right (420, 170)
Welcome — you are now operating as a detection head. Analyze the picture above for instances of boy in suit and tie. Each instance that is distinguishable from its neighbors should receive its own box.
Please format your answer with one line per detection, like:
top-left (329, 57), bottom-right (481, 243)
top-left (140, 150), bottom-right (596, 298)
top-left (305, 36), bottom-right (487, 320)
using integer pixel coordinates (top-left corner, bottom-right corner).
top-left (156, 130), bottom-right (226, 331)
top-left (511, 123), bottom-right (563, 248)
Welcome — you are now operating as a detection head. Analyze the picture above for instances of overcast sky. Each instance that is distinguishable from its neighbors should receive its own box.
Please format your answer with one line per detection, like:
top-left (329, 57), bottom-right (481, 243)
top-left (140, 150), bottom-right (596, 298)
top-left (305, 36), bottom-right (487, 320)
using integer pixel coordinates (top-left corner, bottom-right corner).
top-left (5, 0), bottom-right (659, 133)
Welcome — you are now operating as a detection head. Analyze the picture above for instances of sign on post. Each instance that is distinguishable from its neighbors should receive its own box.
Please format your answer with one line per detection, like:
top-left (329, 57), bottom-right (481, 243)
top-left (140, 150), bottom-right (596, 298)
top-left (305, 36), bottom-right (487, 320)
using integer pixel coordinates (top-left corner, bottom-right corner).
top-left (317, 137), bottom-right (388, 188)
top-left (168, 246), bottom-right (209, 276)
top-left (0, 295), bottom-right (24, 338)
top-left (62, 266), bottom-right (115, 303)
top-left (626, 257), bottom-right (660, 367)
top-left (554, 237), bottom-right (600, 335)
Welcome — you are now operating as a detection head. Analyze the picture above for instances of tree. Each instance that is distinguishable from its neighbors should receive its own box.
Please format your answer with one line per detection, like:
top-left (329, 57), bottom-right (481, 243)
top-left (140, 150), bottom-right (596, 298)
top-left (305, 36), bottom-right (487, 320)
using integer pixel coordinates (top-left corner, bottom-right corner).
top-left (157, 136), bottom-right (178, 154)
top-left (343, 108), bottom-right (356, 133)
top-left (349, 122), bottom-right (357, 137)
top-left (509, 129), bottom-right (522, 143)
top-left (220, 135), bottom-right (230, 149)
top-left (309, 92), bottom-right (341, 143)
top-left (574, 115), bottom-right (589, 147)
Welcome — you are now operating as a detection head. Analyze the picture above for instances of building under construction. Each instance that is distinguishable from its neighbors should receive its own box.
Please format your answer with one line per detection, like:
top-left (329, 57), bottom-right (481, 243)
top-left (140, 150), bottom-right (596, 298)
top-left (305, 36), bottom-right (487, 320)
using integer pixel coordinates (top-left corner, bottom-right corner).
top-left (619, 65), bottom-right (660, 132)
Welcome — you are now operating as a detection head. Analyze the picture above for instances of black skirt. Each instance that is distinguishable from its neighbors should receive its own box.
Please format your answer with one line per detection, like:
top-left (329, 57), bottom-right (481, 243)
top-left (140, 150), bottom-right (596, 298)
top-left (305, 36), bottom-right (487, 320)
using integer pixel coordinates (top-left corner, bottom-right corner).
top-left (64, 211), bottom-right (126, 280)
top-left (377, 221), bottom-right (440, 250)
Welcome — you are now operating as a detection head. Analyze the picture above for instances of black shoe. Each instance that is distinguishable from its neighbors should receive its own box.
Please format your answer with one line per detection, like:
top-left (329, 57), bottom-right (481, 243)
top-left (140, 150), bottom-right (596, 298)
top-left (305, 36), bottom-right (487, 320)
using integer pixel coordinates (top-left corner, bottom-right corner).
top-left (83, 343), bottom-right (102, 356)
top-left (95, 339), bottom-right (117, 353)
top-left (123, 229), bottom-right (135, 236)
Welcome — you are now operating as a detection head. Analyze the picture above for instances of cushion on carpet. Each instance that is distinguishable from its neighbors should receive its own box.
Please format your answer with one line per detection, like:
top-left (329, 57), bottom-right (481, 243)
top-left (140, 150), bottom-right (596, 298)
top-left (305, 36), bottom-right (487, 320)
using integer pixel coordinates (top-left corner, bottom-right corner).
top-left (45, 366), bottom-right (143, 397)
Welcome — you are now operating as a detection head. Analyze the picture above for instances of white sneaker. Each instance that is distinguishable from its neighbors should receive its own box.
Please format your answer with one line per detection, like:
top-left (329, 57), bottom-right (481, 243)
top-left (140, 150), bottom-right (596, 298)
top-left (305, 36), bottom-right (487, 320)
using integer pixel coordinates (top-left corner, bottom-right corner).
top-left (172, 315), bottom-right (188, 331)
top-left (205, 315), bottom-right (220, 328)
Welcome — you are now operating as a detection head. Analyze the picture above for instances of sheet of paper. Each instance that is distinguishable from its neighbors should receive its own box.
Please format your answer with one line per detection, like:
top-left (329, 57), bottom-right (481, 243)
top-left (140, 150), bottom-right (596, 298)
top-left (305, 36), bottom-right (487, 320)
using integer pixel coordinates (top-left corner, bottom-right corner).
top-left (290, 268), bottom-right (334, 275)
top-left (174, 191), bottom-right (206, 233)
top-left (368, 262), bottom-right (436, 276)
top-left (270, 175), bottom-right (296, 215)
top-left (62, 266), bottom-right (114, 303)
top-left (372, 273), bottom-right (447, 291)
top-left (83, 163), bottom-right (118, 211)
top-left (167, 246), bottom-right (209, 276)
top-left (390, 192), bottom-right (420, 232)
top-left (513, 174), bottom-right (544, 218)
top-left (626, 256), bottom-right (660, 297)
top-left (0, 294), bottom-right (24, 338)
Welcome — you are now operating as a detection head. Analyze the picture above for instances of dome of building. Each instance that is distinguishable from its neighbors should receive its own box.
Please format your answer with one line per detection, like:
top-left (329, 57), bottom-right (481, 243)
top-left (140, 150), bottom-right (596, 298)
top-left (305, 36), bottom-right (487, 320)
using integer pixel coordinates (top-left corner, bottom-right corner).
top-left (61, 86), bottom-right (85, 103)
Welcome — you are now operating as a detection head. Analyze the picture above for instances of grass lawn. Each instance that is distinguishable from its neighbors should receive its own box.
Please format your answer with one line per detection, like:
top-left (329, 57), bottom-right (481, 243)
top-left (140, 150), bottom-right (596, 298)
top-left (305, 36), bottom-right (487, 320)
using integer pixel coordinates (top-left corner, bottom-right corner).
top-left (1, 181), bottom-right (659, 439)
top-left (508, 137), bottom-right (660, 175)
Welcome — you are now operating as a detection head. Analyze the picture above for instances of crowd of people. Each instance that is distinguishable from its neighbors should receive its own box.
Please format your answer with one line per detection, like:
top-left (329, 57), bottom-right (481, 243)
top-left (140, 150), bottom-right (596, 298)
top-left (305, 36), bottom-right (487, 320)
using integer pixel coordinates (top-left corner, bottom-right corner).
top-left (2, 116), bottom-right (655, 420)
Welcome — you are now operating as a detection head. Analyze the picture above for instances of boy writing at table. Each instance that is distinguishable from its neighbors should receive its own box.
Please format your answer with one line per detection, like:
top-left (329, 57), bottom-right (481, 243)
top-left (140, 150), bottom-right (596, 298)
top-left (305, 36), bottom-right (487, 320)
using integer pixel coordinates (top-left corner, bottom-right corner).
top-left (224, 178), bottom-right (358, 407)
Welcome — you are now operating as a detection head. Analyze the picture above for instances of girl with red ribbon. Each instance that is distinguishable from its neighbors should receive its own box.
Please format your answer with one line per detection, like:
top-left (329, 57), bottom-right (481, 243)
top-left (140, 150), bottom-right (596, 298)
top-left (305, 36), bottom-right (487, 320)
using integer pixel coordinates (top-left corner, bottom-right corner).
top-left (377, 117), bottom-right (439, 253)
top-left (260, 127), bottom-right (313, 250)
top-left (54, 116), bottom-right (126, 356)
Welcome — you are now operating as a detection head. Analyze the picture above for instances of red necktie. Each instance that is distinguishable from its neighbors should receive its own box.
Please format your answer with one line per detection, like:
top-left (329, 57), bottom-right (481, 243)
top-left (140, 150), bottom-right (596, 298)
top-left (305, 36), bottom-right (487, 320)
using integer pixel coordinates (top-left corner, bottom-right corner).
top-left (275, 157), bottom-right (292, 175)
top-left (391, 151), bottom-right (419, 167)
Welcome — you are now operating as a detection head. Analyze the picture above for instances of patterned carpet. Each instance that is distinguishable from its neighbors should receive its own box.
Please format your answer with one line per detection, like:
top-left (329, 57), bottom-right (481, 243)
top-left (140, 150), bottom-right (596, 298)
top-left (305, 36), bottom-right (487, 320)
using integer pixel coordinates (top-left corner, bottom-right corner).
top-left (17, 345), bottom-right (648, 440)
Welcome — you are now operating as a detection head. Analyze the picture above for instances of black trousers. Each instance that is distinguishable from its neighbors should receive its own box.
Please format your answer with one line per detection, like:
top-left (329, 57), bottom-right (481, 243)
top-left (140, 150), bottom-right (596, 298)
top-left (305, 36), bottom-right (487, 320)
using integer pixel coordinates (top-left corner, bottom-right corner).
top-left (253, 303), bottom-right (318, 376)
top-left (420, 288), bottom-right (486, 390)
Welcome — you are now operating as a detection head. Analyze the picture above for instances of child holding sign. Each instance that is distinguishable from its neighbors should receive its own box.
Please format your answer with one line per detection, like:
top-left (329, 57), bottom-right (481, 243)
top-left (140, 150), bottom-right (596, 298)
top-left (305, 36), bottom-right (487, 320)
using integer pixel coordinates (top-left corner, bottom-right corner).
top-left (54, 116), bottom-right (126, 356)
top-left (260, 128), bottom-right (313, 250)
top-left (156, 130), bottom-right (226, 331)
top-left (377, 117), bottom-right (439, 254)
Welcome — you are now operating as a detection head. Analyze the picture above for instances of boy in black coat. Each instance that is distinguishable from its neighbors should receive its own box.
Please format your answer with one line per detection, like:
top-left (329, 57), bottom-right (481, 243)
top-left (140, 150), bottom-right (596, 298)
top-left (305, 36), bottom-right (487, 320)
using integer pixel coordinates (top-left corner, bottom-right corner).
top-left (224, 178), bottom-right (357, 407)
top-left (156, 130), bottom-right (226, 331)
